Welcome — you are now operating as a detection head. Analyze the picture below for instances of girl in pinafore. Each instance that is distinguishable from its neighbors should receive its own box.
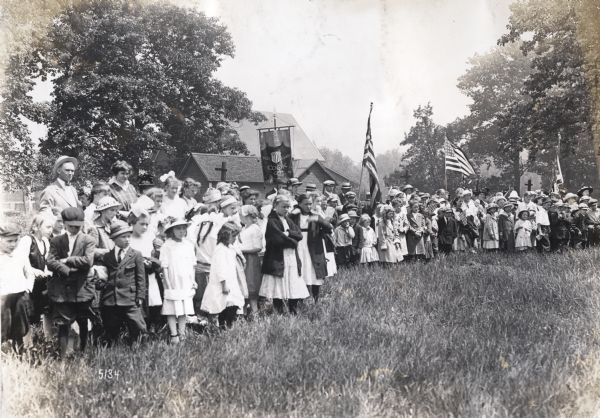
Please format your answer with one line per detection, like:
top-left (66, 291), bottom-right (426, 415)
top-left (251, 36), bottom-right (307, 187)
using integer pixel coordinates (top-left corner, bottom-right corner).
top-left (237, 205), bottom-right (264, 314)
top-left (359, 214), bottom-right (379, 265)
top-left (202, 222), bottom-right (246, 328)
top-left (160, 219), bottom-right (197, 344)
top-left (259, 195), bottom-right (309, 314)
top-left (482, 203), bottom-right (499, 251)
top-left (378, 205), bottom-right (403, 265)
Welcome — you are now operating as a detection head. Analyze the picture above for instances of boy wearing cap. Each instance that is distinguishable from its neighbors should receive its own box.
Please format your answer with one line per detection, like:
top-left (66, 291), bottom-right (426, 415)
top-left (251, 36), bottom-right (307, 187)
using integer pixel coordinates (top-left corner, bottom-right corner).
top-left (0, 223), bottom-right (35, 352)
top-left (333, 214), bottom-right (355, 267)
top-left (47, 207), bottom-right (97, 357)
top-left (587, 199), bottom-right (600, 246)
top-left (98, 221), bottom-right (147, 345)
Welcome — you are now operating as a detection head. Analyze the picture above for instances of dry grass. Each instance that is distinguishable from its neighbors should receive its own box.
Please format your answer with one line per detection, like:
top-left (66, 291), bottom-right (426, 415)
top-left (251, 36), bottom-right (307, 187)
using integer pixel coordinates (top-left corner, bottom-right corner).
top-left (2, 249), bottom-right (600, 417)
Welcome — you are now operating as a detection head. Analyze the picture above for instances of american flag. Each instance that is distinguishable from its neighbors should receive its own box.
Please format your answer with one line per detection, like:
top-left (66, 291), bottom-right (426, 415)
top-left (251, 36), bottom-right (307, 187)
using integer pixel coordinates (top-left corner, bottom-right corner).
top-left (443, 139), bottom-right (476, 177)
top-left (362, 103), bottom-right (382, 205)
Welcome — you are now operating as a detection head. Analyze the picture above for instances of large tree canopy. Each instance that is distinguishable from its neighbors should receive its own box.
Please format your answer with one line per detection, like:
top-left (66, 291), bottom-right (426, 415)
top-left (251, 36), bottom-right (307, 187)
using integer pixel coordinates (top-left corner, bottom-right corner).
top-left (0, 0), bottom-right (263, 187)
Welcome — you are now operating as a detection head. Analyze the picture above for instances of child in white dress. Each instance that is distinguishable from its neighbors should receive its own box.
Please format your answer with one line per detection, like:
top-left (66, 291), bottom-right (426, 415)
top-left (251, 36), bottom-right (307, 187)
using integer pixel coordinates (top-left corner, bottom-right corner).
top-left (160, 219), bottom-right (196, 344)
top-left (514, 210), bottom-right (534, 252)
top-left (161, 177), bottom-right (187, 220)
top-left (202, 222), bottom-right (246, 328)
top-left (359, 214), bottom-right (379, 264)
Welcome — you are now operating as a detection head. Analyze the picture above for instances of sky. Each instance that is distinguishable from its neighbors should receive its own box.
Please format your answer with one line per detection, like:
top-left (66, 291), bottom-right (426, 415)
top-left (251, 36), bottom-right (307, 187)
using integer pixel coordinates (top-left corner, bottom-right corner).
top-left (27, 0), bottom-right (514, 162)
top-left (181, 0), bottom-right (514, 161)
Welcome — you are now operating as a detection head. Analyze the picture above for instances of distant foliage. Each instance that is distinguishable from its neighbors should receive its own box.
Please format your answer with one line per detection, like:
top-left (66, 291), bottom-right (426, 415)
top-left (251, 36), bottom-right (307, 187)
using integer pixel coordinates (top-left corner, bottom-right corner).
top-left (318, 147), bottom-right (361, 183)
top-left (0, 0), bottom-right (263, 187)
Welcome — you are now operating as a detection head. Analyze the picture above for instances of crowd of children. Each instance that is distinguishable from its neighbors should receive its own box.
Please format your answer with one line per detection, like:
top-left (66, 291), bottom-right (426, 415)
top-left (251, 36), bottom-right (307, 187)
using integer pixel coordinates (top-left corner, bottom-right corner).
top-left (1, 156), bottom-right (600, 357)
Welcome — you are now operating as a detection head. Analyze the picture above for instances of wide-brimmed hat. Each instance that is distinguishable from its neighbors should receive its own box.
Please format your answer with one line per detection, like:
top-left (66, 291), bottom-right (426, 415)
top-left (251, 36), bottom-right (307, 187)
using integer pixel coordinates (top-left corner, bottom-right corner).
top-left (579, 203), bottom-right (589, 210)
top-left (347, 210), bottom-right (359, 218)
top-left (337, 214), bottom-right (351, 224)
top-left (388, 188), bottom-right (400, 198)
top-left (110, 220), bottom-right (133, 239)
top-left (517, 209), bottom-right (529, 218)
top-left (345, 191), bottom-right (357, 198)
top-left (220, 196), bottom-right (238, 208)
top-left (402, 184), bottom-right (414, 191)
top-left (341, 182), bottom-right (352, 190)
top-left (305, 183), bottom-right (317, 191)
top-left (579, 195), bottom-right (591, 202)
top-left (51, 156), bottom-right (79, 178)
top-left (0, 222), bottom-right (21, 237)
top-left (164, 218), bottom-right (190, 233)
top-left (577, 186), bottom-right (593, 196)
top-left (589, 198), bottom-right (598, 205)
top-left (461, 189), bottom-right (473, 197)
top-left (203, 188), bottom-right (222, 204)
top-left (287, 177), bottom-right (302, 186)
top-left (323, 180), bottom-right (335, 186)
top-left (62, 207), bottom-right (85, 226)
top-left (507, 190), bottom-right (519, 200)
top-left (563, 193), bottom-right (578, 201)
top-left (95, 196), bottom-right (122, 212)
top-left (503, 202), bottom-right (515, 210)
top-left (486, 203), bottom-right (498, 212)
top-left (238, 185), bottom-right (250, 192)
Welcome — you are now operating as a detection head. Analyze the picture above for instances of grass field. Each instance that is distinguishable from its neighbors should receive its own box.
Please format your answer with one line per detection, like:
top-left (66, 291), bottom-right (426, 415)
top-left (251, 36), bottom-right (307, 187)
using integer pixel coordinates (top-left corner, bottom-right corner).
top-left (2, 249), bottom-right (600, 417)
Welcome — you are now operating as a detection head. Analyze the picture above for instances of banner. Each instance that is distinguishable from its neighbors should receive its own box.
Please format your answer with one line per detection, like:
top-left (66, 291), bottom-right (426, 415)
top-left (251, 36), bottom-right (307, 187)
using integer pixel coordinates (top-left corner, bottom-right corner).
top-left (259, 127), bottom-right (293, 184)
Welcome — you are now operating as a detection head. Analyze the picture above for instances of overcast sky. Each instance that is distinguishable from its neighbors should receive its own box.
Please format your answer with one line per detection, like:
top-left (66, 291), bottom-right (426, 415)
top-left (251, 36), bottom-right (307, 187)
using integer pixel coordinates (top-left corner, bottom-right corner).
top-left (181, 0), bottom-right (514, 161)
top-left (28, 0), bottom-right (514, 162)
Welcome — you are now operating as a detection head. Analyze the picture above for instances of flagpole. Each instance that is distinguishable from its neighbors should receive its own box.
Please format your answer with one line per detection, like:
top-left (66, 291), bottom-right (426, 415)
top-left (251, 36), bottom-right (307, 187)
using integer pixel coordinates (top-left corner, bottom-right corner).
top-left (357, 102), bottom-right (373, 201)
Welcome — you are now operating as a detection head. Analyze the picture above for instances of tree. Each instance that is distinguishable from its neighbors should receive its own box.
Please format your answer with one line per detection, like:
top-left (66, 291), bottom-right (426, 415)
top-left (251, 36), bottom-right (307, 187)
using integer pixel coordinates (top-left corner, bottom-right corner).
top-left (1, 0), bottom-right (264, 187)
top-left (455, 43), bottom-right (533, 190)
top-left (498, 0), bottom-right (598, 190)
top-left (401, 104), bottom-right (447, 191)
top-left (318, 147), bottom-right (361, 183)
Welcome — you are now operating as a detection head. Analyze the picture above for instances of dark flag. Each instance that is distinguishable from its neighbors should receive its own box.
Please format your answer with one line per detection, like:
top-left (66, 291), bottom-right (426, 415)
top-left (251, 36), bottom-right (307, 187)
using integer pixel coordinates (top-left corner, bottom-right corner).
top-left (259, 127), bottom-right (293, 184)
top-left (362, 103), bottom-right (381, 205)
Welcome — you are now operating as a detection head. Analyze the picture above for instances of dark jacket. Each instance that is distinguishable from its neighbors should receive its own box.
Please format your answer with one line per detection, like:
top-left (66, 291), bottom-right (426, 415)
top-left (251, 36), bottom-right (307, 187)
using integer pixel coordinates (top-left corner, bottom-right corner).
top-left (47, 233), bottom-right (96, 303)
top-left (261, 211), bottom-right (303, 277)
top-left (99, 247), bottom-right (146, 307)
top-left (437, 214), bottom-right (458, 246)
top-left (498, 212), bottom-right (515, 251)
top-left (289, 212), bottom-right (333, 279)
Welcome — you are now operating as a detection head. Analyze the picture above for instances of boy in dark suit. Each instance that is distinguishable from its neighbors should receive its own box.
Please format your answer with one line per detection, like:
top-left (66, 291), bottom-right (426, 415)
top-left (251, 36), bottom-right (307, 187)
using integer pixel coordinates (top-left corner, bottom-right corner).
top-left (98, 221), bottom-right (147, 345)
top-left (47, 207), bottom-right (96, 357)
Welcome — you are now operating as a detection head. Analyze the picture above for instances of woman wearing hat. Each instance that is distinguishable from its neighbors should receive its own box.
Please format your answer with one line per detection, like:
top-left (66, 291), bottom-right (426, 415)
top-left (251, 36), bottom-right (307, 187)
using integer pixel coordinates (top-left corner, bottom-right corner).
top-left (84, 181), bottom-right (111, 222)
top-left (259, 194), bottom-right (309, 315)
top-left (405, 201), bottom-right (427, 261)
top-left (109, 160), bottom-right (139, 212)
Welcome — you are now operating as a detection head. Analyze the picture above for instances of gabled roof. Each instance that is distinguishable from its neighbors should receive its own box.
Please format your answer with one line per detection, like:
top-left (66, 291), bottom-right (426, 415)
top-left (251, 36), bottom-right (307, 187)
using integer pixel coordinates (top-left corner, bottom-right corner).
top-left (184, 153), bottom-right (264, 183)
top-left (229, 112), bottom-right (325, 161)
top-left (292, 159), bottom-right (358, 187)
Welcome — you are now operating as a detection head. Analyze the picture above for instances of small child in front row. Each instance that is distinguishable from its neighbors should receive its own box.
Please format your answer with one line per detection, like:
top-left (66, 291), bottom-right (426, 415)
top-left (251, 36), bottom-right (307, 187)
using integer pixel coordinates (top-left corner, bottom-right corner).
top-left (0, 223), bottom-right (34, 353)
top-left (202, 222), bottom-right (246, 329)
top-left (333, 214), bottom-right (355, 267)
top-left (160, 219), bottom-right (197, 344)
top-left (358, 214), bottom-right (379, 265)
top-left (99, 221), bottom-right (147, 345)
top-left (514, 210), bottom-right (534, 252)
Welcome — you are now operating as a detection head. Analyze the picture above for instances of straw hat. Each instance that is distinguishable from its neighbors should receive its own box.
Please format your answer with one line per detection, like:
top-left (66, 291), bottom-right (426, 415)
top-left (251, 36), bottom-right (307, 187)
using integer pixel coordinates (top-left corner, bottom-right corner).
top-left (51, 155), bottom-right (79, 178)
top-left (95, 196), bottom-right (121, 212)
top-left (203, 188), bottom-right (222, 204)
top-left (337, 214), bottom-right (351, 224)
top-left (164, 218), bottom-right (190, 233)
top-left (220, 196), bottom-right (238, 208)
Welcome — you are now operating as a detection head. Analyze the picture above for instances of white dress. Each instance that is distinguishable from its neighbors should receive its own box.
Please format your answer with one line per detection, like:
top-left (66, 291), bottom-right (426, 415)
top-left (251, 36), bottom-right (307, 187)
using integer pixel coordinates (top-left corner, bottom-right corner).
top-left (130, 234), bottom-right (162, 306)
top-left (297, 214), bottom-right (323, 286)
top-left (201, 243), bottom-right (245, 314)
top-left (360, 226), bottom-right (379, 263)
top-left (259, 217), bottom-right (310, 300)
top-left (159, 239), bottom-right (196, 316)
top-left (161, 195), bottom-right (188, 220)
